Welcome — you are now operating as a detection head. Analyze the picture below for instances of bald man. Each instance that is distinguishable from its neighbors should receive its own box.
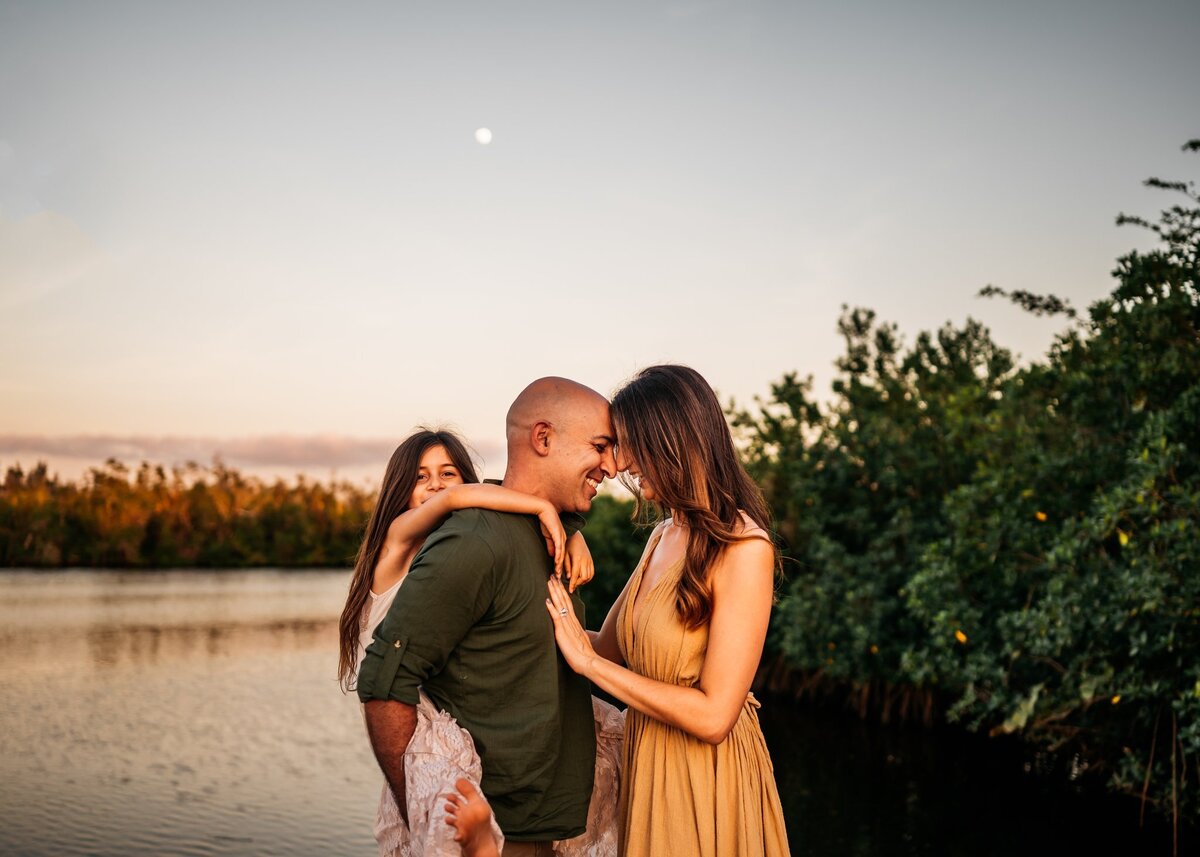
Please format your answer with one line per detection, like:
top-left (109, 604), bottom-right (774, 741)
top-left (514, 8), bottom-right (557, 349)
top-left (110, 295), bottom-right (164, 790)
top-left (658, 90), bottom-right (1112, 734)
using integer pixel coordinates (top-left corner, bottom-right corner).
top-left (358, 378), bottom-right (618, 856)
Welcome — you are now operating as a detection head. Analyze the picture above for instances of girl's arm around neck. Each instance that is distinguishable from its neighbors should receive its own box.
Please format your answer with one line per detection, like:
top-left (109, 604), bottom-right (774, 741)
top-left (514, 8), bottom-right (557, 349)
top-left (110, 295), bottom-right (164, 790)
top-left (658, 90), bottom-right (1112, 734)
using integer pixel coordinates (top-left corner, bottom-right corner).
top-left (386, 483), bottom-right (566, 571)
top-left (564, 531), bottom-right (595, 592)
top-left (547, 530), bottom-right (774, 745)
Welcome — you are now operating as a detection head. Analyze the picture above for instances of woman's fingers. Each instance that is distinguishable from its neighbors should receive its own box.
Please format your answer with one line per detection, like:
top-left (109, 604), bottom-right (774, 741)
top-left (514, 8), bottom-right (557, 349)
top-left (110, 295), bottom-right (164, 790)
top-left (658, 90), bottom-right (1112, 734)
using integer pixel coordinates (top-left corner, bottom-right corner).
top-left (545, 584), bottom-right (573, 635)
top-left (547, 574), bottom-right (572, 613)
top-left (547, 579), bottom-right (583, 639)
top-left (545, 578), bottom-right (596, 677)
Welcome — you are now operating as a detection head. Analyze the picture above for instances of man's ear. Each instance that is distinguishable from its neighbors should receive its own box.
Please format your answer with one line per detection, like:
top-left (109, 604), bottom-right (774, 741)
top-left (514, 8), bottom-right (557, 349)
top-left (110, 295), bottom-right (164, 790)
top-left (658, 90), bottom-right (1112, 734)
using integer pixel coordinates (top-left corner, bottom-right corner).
top-left (530, 421), bottom-right (553, 457)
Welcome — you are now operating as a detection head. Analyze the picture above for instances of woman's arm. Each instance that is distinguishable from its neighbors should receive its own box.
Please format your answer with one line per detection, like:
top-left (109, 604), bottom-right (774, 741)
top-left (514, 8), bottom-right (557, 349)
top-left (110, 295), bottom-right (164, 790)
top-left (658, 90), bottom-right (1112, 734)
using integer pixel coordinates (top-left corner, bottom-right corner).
top-left (389, 484), bottom-right (567, 571)
top-left (546, 532), bottom-right (774, 745)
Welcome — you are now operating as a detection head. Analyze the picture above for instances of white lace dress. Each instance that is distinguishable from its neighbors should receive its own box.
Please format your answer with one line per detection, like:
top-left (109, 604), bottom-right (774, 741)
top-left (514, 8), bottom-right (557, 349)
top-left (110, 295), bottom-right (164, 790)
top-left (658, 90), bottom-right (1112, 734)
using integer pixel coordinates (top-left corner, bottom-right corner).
top-left (356, 579), bottom-right (622, 857)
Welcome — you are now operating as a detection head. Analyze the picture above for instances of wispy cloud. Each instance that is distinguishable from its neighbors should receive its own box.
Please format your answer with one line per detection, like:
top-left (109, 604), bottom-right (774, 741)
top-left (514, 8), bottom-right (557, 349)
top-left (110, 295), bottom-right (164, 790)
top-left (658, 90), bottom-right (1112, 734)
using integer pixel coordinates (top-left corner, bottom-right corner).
top-left (0, 433), bottom-right (504, 472)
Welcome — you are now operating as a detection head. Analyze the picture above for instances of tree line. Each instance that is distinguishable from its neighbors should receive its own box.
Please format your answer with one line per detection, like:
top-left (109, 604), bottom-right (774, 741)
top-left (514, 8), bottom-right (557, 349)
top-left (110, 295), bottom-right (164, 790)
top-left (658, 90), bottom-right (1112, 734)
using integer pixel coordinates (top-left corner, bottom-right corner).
top-left (0, 459), bottom-right (374, 568)
top-left (1, 144), bottom-right (1196, 829)
top-left (734, 143), bottom-right (1198, 832)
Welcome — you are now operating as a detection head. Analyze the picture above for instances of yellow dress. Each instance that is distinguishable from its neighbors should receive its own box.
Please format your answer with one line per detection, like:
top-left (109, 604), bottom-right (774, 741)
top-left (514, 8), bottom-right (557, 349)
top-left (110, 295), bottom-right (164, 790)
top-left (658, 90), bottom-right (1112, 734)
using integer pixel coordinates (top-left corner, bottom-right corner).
top-left (616, 529), bottom-right (790, 857)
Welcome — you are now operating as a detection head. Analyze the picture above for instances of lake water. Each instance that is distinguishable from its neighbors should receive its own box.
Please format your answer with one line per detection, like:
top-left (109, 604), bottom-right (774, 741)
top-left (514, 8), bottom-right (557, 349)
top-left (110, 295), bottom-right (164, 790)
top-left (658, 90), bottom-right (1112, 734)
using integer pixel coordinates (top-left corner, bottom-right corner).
top-left (0, 570), bottom-right (1178, 856)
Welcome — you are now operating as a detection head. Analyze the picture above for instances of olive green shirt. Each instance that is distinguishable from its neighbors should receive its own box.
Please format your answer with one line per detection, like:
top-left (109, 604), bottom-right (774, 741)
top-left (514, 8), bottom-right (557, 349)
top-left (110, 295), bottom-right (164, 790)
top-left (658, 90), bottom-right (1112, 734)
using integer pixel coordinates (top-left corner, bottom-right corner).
top-left (356, 507), bottom-right (596, 841)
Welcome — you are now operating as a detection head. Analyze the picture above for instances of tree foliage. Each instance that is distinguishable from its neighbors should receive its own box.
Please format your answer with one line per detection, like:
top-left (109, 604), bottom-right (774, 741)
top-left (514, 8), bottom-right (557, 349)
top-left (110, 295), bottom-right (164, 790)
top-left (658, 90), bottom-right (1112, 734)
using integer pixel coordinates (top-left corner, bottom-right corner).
top-left (0, 459), bottom-right (375, 568)
top-left (0, 458), bottom-right (644, 599)
top-left (736, 144), bottom-right (1199, 823)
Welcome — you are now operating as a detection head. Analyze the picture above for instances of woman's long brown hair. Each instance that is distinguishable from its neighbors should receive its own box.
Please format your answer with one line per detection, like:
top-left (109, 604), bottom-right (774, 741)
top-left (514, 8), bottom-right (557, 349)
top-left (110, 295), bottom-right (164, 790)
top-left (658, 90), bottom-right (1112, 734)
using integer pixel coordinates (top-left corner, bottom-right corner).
top-left (337, 429), bottom-right (479, 691)
top-left (612, 365), bottom-right (779, 629)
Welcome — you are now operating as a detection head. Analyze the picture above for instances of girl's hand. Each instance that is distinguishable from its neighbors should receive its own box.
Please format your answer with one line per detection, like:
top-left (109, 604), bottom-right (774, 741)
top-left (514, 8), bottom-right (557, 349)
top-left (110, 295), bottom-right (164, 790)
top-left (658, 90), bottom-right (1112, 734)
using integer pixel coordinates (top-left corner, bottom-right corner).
top-left (545, 575), bottom-right (598, 677)
top-left (537, 505), bottom-right (567, 575)
top-left (564, 531), bottom-right (595, 593)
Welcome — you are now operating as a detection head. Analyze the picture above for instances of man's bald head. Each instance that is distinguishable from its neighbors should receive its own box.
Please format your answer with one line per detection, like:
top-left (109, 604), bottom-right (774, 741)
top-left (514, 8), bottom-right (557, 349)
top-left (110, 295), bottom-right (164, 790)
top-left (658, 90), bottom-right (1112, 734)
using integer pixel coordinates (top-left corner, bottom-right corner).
top-left (503, 376), bottom-right (617, 512)
top-left (506, 377), bottom-right (608, 445)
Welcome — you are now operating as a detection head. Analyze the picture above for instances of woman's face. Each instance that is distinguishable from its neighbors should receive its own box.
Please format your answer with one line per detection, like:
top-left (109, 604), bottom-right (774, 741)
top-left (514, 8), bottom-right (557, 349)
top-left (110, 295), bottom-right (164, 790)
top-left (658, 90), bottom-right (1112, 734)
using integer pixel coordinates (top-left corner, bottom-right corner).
top-left (616, 445), bottom-right (658, 502)
top-left (408, 445), bottom-right (466, 508)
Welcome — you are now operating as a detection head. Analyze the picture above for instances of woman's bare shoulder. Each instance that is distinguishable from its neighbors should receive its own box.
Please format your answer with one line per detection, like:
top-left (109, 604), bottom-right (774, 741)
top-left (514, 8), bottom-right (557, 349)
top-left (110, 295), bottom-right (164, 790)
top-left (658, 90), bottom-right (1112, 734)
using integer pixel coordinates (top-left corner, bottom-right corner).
top-left (732, 511), bottom-right (770, 544)
top-left (711, 514), bottom-right (773, 574)
top-left (709, 519), bottom-right (775, 602)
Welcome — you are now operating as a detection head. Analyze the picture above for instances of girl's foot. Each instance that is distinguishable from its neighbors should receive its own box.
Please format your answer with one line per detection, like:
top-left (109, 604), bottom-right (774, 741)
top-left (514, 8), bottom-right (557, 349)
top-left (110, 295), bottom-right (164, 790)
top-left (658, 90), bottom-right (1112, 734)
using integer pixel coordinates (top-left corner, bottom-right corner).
top-left (443, 777), bottom-right (500, 857)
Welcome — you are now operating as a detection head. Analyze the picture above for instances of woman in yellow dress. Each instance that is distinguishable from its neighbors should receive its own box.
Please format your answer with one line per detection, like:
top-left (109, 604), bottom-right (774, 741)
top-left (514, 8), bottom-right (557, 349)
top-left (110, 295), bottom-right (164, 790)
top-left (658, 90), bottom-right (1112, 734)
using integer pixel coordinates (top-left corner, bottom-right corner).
top-left (546, 364), bottom-right (790, 857)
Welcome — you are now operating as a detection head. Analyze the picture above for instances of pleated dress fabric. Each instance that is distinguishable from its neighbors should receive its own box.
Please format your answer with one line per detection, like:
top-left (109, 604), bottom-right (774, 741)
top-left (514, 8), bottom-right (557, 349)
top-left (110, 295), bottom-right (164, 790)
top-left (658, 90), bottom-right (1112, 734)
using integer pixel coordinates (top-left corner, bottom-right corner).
top-left (616, 529), bottom-right (790, 857)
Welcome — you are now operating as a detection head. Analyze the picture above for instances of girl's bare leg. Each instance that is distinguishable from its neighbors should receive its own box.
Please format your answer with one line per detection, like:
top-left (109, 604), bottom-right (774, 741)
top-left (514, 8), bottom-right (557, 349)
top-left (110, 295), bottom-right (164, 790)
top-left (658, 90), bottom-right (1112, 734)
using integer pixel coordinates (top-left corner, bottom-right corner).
top-left (443, 777), bottom-right (500, 857)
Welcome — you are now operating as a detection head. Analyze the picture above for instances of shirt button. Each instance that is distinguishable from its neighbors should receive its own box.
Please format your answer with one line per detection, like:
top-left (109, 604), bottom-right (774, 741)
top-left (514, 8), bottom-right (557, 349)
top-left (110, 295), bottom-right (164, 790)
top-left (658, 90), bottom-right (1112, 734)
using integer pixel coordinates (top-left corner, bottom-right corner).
top-left (393, 640), bottom-right (403, 648)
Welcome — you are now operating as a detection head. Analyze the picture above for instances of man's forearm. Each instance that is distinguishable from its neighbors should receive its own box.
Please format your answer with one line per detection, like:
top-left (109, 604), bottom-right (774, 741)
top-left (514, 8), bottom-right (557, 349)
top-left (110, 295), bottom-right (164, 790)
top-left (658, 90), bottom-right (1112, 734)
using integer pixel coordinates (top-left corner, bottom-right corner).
top-left (364, 699), bottom-right (418, 825)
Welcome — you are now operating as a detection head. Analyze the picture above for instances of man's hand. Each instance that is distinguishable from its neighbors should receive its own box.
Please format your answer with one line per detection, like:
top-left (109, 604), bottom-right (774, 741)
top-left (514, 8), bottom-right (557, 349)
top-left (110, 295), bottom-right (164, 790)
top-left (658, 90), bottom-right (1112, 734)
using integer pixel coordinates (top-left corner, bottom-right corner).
top-left (364, 700), bottom-right (419, 826)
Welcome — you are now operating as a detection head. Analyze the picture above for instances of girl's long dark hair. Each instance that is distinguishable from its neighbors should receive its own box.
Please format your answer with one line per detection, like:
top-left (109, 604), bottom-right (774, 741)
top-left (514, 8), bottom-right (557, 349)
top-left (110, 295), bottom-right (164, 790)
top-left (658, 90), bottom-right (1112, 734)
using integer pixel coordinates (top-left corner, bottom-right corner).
top-left (337, 429), bottom-right (479, 691)
top-left (612, 365), bottom-right (779, 629)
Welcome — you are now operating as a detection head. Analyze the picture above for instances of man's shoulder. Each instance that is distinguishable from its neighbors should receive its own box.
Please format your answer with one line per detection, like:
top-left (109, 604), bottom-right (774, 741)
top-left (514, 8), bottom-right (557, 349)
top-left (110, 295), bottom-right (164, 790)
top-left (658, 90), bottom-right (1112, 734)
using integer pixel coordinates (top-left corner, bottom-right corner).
top-left (426, 508), bottom-right (532, 553)
top-left (442, 506), bottom-right (527, 532)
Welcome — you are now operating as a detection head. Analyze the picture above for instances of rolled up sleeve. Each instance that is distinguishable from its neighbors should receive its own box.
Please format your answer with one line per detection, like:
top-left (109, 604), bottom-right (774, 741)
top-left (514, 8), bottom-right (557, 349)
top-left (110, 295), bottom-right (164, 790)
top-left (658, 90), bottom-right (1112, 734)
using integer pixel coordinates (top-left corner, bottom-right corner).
top-left (357, 525), bottom-right (495, 705)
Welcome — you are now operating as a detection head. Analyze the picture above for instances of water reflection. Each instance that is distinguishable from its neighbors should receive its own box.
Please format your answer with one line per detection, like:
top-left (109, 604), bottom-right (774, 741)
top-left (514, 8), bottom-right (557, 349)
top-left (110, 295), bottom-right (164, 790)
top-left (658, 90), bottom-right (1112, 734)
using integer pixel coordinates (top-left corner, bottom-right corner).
top-left (0, 570), bottom-right (1183, 857)
top-left (0, 620), bottom-right (337, 676)
top-left (79, 619), bottom-right (337, 668)
top-left (0, 570), bottom-right (379, 857)
top-left (0, 570), bottom-right (345, 675)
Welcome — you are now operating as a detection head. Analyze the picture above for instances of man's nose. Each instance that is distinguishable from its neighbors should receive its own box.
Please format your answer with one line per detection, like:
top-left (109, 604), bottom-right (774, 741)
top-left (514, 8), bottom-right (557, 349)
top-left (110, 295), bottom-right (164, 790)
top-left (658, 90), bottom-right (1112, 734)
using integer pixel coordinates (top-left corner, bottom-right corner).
top-left (601, 446), bottom-right (619, 478)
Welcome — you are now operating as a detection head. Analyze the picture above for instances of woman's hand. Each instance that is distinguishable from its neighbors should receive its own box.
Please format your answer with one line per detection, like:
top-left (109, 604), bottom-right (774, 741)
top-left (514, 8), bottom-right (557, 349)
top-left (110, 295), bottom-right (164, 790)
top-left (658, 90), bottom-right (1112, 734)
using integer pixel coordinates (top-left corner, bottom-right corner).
top-left (536, 505), bottom-right (567, 575)
top-left (563, 532), bottom-right (595, 592)
top-left (545, 575), bottom-right (598, 677)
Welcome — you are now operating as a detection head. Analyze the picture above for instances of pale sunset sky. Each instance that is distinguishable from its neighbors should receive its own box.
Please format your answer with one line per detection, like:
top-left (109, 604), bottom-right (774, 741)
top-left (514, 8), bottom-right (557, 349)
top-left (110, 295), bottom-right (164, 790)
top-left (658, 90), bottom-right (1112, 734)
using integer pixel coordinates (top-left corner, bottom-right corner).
top-left (2, 1), bottom-right (1198, 484)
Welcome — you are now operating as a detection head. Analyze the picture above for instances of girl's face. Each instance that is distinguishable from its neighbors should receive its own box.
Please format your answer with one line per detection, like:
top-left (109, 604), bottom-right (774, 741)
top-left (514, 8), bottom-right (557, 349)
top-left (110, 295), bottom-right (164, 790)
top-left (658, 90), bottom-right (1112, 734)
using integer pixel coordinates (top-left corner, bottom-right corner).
top-left (409, 445), bottom-right (466, 508)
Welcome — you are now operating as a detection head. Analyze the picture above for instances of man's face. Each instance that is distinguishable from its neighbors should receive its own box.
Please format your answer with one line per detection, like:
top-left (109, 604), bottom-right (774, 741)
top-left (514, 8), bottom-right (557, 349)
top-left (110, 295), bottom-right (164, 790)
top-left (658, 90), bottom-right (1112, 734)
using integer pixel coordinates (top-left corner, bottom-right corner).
top-left (547, 398), bottom-right (618, 513)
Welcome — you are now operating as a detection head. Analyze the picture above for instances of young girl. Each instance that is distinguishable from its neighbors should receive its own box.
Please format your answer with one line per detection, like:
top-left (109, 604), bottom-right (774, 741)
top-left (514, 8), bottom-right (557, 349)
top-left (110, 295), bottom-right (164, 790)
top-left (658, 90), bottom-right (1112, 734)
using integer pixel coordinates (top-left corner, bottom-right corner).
top-left (337, 428), bottom-right (593, 696)
top-left (339, 428), bottom-right (621, 857)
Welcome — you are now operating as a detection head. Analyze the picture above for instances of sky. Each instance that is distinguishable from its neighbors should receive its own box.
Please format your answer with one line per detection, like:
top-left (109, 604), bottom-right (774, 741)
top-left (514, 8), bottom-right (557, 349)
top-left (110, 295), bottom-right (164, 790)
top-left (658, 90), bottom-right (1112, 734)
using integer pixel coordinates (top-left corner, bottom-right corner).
top-left (2, 0), bottom-right (1198, 485)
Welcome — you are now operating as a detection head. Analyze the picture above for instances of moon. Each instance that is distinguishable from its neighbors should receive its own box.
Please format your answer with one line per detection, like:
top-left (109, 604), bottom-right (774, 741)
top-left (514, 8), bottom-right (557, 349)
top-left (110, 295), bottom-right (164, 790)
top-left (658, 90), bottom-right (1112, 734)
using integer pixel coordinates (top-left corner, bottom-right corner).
top-left (475, 127), bottom-right (493, 145)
